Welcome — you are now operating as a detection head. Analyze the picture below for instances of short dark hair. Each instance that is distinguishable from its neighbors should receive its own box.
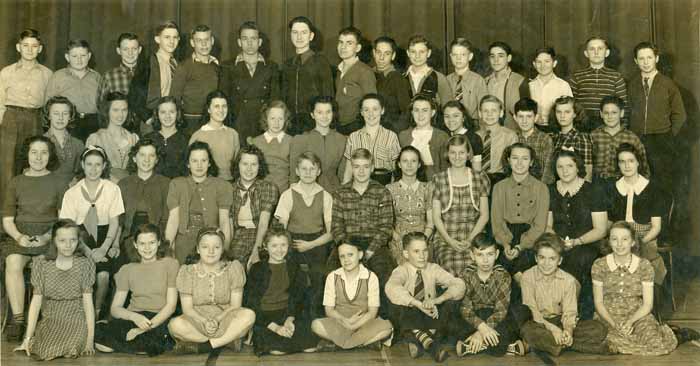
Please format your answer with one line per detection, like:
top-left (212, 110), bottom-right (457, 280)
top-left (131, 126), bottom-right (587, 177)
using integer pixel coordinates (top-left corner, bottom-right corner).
top-left (615, 143), bottom-right (644, 177)
top-left (259, 100), bottom-right (292, 133)
top-left (502, 142), bottom-right (538, 177)
top-left (200, 90), bottom-right (233, 127)
top-left (534, 232), bottom-right (564, 257)
top-left (599, 95), bottom-right (625, 111)
top-left (129, 223), bottom-right (170, 262)
top-left (308, 95), bottom-right (337, 114)
top-left (17, 135), bottom-right (61, 172)
top-left (126, 137), bottom-right (162, 174)
top-left (155, 20), bottom-right (179, 36)
top-left (78, 146), bottom-right (111, 179)
top-left (288, 16), bottom-right (314, 31)
top-left (263, 227), bottom-right (292, 250)
top-left (633, 41), bottom-right (659, 57)
top-left (584, 36), bottom-right (609, 49)
top-left (338, 26), bottom-right (362, 42)
top-left (488, 41), bottom-right (512, 56)
top-left (408, 34), bottom-right (431, 50)
top-left (359, 93), bottom-right (385, 111)
top-left (408, 94), bottom-right (437, 127)
top-left (186, 141), bottom-right (219, 177)
top-left (43, 96), bottom-right (77, 130)
top-left (99, 91), bottom-right (131, 129)
top-left (117, 32), bottom-right (139, 46)
top-left (442, 100), bottom-right (475, 132)
top-left (402, 232), bottom-right (428, 250)
top-left (450, 37), bottom-right (475, 53)
top-left (44, 219), bottom-right (83, 261)
top-left (394, 145), bottom-right (427, 182)
top-left (18, 28), bottom-right (42, 45)
top-left (514, 97), bottom-right (538, 115)
top-left (238, 21), bottom-right (259, 37)
top-left (231, 144), bottom-right (269, 180)
top-left (190, 24), bottom-right (212, 38)
top-left (151, 96), bottom-right (186, 131)
top-left (552, 149), bottom-right (586, 180)
top-left (471, 233), bottom-right (498, 251)
top-left (534, 46), bottom-right (556, 60)
top-left (66, 39), bottom-right (91, 53)
top-left (373, 36), bottom-right (397, 53)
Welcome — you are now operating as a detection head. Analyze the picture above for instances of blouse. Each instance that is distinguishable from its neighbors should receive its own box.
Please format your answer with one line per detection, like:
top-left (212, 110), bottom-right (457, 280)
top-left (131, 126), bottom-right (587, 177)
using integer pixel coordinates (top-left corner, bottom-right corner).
top-left (549, 181), bottom-right (607, 239)
top-left (607, 177), bottom-right (667, 225)
top-left (176, 261), bottom-right (246, 305)
top-left (166, 176), bottom-right (233, 234)
top-left (59, 178), bottom-right (125, 225)
top-left (115, 257), bottom-right (180, 312)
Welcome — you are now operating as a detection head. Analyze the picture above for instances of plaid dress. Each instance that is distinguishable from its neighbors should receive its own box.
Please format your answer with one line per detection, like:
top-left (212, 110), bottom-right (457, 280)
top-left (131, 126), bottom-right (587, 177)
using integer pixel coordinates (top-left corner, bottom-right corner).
top-left (432, 169), bottom-right (490, 276)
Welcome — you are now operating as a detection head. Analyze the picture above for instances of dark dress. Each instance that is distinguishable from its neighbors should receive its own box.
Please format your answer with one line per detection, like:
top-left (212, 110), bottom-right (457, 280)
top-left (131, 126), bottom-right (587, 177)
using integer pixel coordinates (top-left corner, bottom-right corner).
top-left (145, 131), bottom-right (189, 178)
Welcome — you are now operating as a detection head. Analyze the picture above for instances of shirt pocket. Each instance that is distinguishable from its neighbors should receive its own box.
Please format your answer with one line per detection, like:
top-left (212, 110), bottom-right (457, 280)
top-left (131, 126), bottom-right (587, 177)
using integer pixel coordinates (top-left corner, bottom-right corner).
top-left (373, 146), bottom-right (392, 167)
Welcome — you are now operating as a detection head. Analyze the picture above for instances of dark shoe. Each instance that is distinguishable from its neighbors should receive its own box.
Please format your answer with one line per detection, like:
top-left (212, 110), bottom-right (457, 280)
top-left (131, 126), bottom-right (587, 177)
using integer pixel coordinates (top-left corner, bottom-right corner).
top-left (429, 342), bottom-right (449, 363)
top-left (4, 321), bottom-right (25, 342)
top-left (173, 340), bottom-right (200, 354)
top-left (672, 326), bottom-right (700, 344)
top-left (407, 340), bottom-right (424, 359)
top-left (316, 339), bottom-right (336, 352)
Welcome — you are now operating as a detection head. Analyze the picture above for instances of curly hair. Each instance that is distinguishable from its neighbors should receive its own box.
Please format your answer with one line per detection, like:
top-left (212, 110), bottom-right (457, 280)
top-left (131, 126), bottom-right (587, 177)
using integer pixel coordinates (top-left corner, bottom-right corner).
top-left (151, 96), bottom-right (186, 131)
top-left (126, 137), bottom-right (162, 174)
top-left (77, 146), bottom-right (112, 179)
top-left (393, 145), bottom-right (427, 182)
top-left (42, 96), bottom-right (77, 130)
top-left (551, 95), bottom-right (586, 131)
top-left (259, 100), bottom-right (292, 133)
top-left (501, 142), bottom-right (539, 177)
top-left (186, 141), bottom-right (219, 177)
top-left (200, 90), bottom-right (234, 127)
top-left (99, 91), bottom-right (137, 131)
top-left (231, 144), bottom-right (269, 181)
top-left (442, 100), bottom-right (475, 132)
top-left (408, 94), bottom-right (437, 127)
top-left (127, 223), bottom-right (171, 263)
top-left (552, 149), bottom-right (586, 180)
top-left (17, 135), bottom-right (61, 173)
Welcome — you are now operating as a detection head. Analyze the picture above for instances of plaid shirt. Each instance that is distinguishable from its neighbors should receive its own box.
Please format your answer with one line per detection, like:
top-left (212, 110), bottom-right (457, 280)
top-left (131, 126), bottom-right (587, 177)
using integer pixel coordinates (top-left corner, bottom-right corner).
top-left (518, 129), bottom-right (555, 184)
top-left (553, 128), bottom-right (593, 165)
top-left (331, 180), bottom-right (393, 253)
top-left (590, 127), bottom-right (650, 180)
top-left (230, 179), bottom-right (279, 228)
top-left (99, 63), bottom-right (135, 104)
top-left (460, 264), bottom-right (511, 329)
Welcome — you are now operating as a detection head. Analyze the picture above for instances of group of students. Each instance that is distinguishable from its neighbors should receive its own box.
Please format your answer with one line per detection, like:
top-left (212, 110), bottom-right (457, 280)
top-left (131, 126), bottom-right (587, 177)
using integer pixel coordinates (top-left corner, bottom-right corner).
top-left (0, 14), bottom-right (695, 363)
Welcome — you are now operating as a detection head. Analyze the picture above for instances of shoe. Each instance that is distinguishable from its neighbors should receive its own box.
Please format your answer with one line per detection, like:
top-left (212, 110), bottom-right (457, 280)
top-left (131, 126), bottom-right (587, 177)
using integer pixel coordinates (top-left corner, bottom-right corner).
top-left (455, 340), bottom-right (468, 357)
top-left (173, 340), bottom-right (200, 354)
top-left (94, 342), bottom-right (114, 353)
top-left (429, 342), bottom-right (449, 363)
top-left (4, 321), bottom-right (25, 342)
top-left (316, 339), bottom-right (336, 352)
top-left (407, 341), bottom-right (424, 359)
top-left (506, 340), bottom-right (528, 356)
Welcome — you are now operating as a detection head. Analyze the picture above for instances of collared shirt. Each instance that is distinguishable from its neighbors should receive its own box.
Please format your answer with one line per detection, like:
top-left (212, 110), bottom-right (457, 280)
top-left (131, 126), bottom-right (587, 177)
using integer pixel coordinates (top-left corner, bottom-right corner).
top-left (335, 60), bottom-right (377, 124)
top-left (0, 61), bottom-right (52, 117)
top-left (553, 128), bottom-right (593, 166)
top-left (615, 175), bottom-right (650, 223)
top-left (446, 70), bottom-right (488, 119)
top-left (230, 178), bottom-right (279, 228)
top-left (518, 128), bottom-right (555, 184)
top-left (289, 129), bottom-right (347, 192)
top-left (192, 53), bottom-right (219, 65)
top-left (344, 126), bottom-right (401, 171)
top-left (405, 65), bottom-right (453, 106)
top-left (528, 74), bottom-right (573, 125)
top-left (386, 262), bottom-right (465, 307)
top-left (118, 173), bottom-right (170, 234)
top-left (460, 265), bottom-right (511, 329)
top-left (323, 264), bottom-right (379, 307)
top-left (476, 125), bottom-right (518, 174)
top-left (263, 131), bottom-right (287, 144)
top-left (234, 53), bottom-right (266, 77)
top-left (45, 67), bottom-right (102, 113)
top-left (591, 127), bottom-right (650, 179)
top-left (44, 130), bottom-right (84, 184)
top-left (99, 63), bottom-right (135, 104)
top-left (491, 175), bottom-right (549, 249)
top-left (331, 180), bottom-right (393, 253)
top-left (274, 182), bottom-right (333, 227)
top-left (521, 266), bottom-right (579, 330)
top-left (374, 65), bottom-right (411, 120)
top-left (643, 70), bottom-right (659, 88)
top-left (155, 50), bottom-right (175, 97)
top-left (569, 66), bottom-right (628, 115)
top-left (166, 175), bottom-right (233, 233)
top-left (337, 56), bottom-right (359, 78)
top-left (60, 178), bottom-right (125, 225)
top-left (486, 68), bottom-right (512, 103)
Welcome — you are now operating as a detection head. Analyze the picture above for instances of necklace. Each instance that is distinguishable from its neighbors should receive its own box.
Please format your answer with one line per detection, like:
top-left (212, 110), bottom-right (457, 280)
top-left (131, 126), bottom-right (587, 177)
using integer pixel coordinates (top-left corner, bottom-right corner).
top-left (613, 254), bottom-right (633, 271)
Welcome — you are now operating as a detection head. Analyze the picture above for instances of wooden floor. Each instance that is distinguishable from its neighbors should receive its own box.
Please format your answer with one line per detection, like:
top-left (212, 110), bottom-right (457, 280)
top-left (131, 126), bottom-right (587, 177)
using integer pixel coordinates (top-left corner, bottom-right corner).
top-left (3, 266), bottom-right (700, 366)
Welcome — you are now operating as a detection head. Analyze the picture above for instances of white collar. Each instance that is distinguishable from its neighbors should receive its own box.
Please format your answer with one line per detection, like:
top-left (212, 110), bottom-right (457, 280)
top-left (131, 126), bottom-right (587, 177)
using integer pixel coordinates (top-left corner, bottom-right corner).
top-left (290, 181), bottom-right (324, 197)
top-left (453, 127), bottom-right (468, 135)
top-left (407, 65), bottom-right (432, 78)
top-left (616, 176), bottom-right (649, 196)
top-left (332, 264), bottom-right (370, 281)
top-left (398, 179), bottom-right (421, 191)
top-left (263, 131), bottom-right (286, 143)
top-left (606, 254), bottom-right (640, 273)
top-left (77, 178), bottom-right (106, 192)
top-left (338, 57), bottom-right (359, 73)
top-left (201, 123), bottom-right (228, 131)
top-left (192, 53), bottom-right (219, 65)
top-left (556, 178), bottom-right (584, 196)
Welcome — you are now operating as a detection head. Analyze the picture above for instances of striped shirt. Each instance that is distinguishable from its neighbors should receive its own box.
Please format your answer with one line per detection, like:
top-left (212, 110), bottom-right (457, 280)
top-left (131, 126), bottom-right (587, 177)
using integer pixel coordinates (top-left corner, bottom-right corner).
top-left (521, 266), bottom-right (579, 330)
top-left (344, 126), bottom-right (401, 171)
top-left (590, 127), bottom-right (650, 180)
top-left (569, 66), bottom-right (627, 116)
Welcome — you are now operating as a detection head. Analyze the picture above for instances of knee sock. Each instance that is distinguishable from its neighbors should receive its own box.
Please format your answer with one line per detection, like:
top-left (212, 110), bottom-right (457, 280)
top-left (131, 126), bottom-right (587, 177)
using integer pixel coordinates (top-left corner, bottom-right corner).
top-left (13, 313), bottom-right (25, 324)
top-left (412, 329), bottom-right (435, 349)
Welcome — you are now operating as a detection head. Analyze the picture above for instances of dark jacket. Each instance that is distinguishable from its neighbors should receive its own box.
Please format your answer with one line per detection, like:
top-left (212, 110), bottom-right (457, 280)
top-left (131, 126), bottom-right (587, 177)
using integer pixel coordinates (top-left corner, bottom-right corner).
top-left (244, 259), bottom-right (308, 324)
top-left (281, 51), bottom-right (334, 135)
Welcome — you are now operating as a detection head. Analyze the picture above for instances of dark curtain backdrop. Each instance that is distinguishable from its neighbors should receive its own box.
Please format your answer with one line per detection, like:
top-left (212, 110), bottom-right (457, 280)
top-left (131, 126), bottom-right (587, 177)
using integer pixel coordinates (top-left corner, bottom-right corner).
top-left (1, 0), bottom-right (699, 253)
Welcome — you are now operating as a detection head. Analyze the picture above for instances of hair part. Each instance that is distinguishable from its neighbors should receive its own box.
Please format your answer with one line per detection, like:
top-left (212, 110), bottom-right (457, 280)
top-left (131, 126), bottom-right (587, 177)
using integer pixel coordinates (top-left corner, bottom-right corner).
top-left (151, 96), bottom-right (186, 131)
top-left (128, 223), bottom-right (170, 262)
top-left (259, 100), bottom-right (292, 132)
top-left (44, 219), bottom-right (83, 260)
top-left (18, 28), bottom-right (42, 45)
top-left (42, 96), bottom-right (77, 130)
top-left (514, 97), bottom-right (538, 115)
top-left (78, 146), bottom-right (112, 179)
top-left (502, 142), bottom-right (538, 177)
top-left (552, 149), bottom-right (586, 179)
top-left (126, 137), bottom-right (162, 174)
top-left (17, 135), bottom-right (61, 172)
top-left (231, 144), bottom-right (269, 180)
top-left (186, 141), bottom-right (219, 177)
top-left (402, 232), bottom-right (428, 250)
top-left (442, 100), bottom-right (475, 132)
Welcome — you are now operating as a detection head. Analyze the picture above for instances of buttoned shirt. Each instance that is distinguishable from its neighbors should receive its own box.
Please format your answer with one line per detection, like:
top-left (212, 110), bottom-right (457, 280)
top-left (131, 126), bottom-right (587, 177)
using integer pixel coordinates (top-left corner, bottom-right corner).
top-left (0, 61), bottom-right (52, 118)
top-left (553, 128), bottom-right (593, 166)
top-left (155, 50), bottom-right (175, 97)
top-left (518, 128), bottom-right (555, 184)
top-left (45, 67), bottom-right (102, 113)
top-left (476, 125), bottom-right (518, 174)
top-left (344, 126), bottom-right (401, 171)
top-left (60, 178), bottom-right (125, 225)
top-left (491, 175), bottom-right (549, 248)
top-left (385, 262), bottom-right (465, 307)
top-left (521, 266), bottom-right (579, 330)
top-left (460, 265), bottom-right (511, 329)
top-left (166, 176), bottom-right (233, 234)
top-left (230, 179), bottom-right (279, 228)
top-left (99, 63), bottom-right (135, 104)
top-left (590, 127), bottom-right (650, 179)
top-left (529, 75), bottom-right (573, 125)
top-left (323, 264), bottom-right (380, 307)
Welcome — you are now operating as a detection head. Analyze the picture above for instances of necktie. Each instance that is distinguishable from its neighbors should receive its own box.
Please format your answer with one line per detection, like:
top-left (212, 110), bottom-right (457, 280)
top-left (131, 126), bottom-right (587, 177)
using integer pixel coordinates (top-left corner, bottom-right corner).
top-left (643, 77), bottom-right (650, 97)
top-left (482, 130), bottom-right (492, 173)
top-left (455, 75), bottom-right (464, 102)
top-left (414, 270), bottom-right (425, 301)
top-left (80, 185), bottom-right (104, 241)
top-left (168, 57), bottom-right (178, 74)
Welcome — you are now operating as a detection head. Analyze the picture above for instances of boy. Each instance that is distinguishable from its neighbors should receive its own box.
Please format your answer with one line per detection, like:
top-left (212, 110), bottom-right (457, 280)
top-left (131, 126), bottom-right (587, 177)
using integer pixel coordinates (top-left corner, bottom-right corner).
top-left (45, 39), bottom-right (102, 142)
top-left (372, 36), bottom-right (411, 134)
top-left (311, 240), bottom-right (393, 350)
top-left (146, 21), bottom-right (180, 111)
top-left (591, 95), bottom-right (650, 182)
top-left (628, 42), bottom-right (686, 190)
top-left (569, 36), bottom-right (628, 132)
top-left (331, 148), bottom-right (395, 311)
top-left (0, 29), bottom-right (53, 215)
top-left (457, 233), bottom-right (526, 357)
top-left (519, 233), bottom-right (608, 358)
top-left (447, 38), bottom-right (487, 121)
top-left (404, 35), bottom-right (452, 107)
top-left (221, 21), bottom-right (280, 146)
top-left (335, 27), bottom-right (377, 135)
top-left (514, 97), bottom-right (554, 184)
top-left (475, 95), bottom-right (518, 183)
top-left (385, 232), bottom-right (466, 362)
top-left (171, 25), bottom-right (220, 137)
top-left (485, 41), bottom-right (529, 131)
top-left (281, 16), bottom-right (334, 136)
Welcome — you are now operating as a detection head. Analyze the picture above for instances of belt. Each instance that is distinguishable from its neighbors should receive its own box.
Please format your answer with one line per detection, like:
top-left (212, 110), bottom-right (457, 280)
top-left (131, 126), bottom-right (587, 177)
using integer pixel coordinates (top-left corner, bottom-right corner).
top-left (5, 105), bottom-right (39, 112)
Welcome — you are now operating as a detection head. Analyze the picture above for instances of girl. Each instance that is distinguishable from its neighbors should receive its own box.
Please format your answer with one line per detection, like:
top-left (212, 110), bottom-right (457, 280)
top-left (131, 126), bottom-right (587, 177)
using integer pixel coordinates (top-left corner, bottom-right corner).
top-left (606, 143), bottom-right (668, 286)
top-left (274, 151), bottom-right (333, 318)
top-left (343, 93), bottom-right (401, 185)
top-left (251, 100), bottom-right (292, 192)
top-left (2, 136), bottom-right (64, 342)
top-left (244, 229), bottom-right (319, 355)
top-left (527, 47), bottom-right (573, 130)
top-left (229, 145), bottom-right (279, 268)
top-left (60, 146), bottom-right (124, 319)
top-left (311, 241), bottom-right (393, 350)
top-left (145, 96), bottom-right (189, 178)
top-left (94, 224), bottom-right (178, 356)
top-left (118, 138), bottom-right (170, 241)
top-left (432, 135), bottom-right (490, 276)
top-left (165, 141), bottom-right (232, 264)
top-left (86, 91), bottom-right (139, 183)
top-left (591, 221), bottom-right (678, 355)
top-left (398, 95), bottom-right (450, 180)
top-left (169, 228), bottom-right (255, 354)
top-left (386, 146), bottom-right (434, 264)
top-left (14, 219), bottom-right (96, 360)
top-left (43, 96), bottom-right (85, 187)
top-left (491, 143), bottom-right (549, 279)
top-left (552, 96), bottom-right (593, 181)
top-left (289, 96), bottom-right (347, 193)
top-left (189, 90), bottom-right (240, 182)
top-left (442, 100), bottom-right (483, 172)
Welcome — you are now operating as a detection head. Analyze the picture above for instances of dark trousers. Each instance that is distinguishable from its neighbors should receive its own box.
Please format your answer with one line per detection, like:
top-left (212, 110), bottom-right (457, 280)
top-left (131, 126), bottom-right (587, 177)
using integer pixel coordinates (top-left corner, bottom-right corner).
top-left (457, 307), bottom-right (521, 356)
top-left (640, 133), bottom-right (675, 190)
top-left (520, 315), bottom-right (608, 356)
top-left (252, 308), bottom-right (318, 356)
top-left (70, 113), bottom-right (99, 142)
top-left (390, 300), bottom-right (465, 342)
top-left (95, 311), bottom-right (174, 356)
top-left (289, 232), bottom-right (330, 319)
